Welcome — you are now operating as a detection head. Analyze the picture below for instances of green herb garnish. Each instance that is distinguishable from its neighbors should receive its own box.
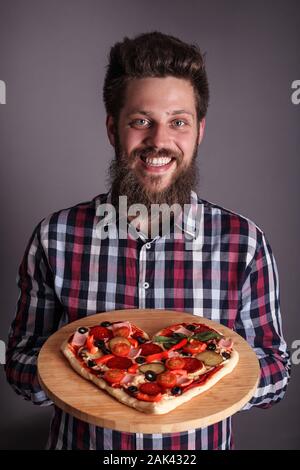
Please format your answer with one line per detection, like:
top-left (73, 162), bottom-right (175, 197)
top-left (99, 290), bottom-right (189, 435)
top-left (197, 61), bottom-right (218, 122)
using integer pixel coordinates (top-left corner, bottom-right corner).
top-left (191, 331), bottom-right (223, 342)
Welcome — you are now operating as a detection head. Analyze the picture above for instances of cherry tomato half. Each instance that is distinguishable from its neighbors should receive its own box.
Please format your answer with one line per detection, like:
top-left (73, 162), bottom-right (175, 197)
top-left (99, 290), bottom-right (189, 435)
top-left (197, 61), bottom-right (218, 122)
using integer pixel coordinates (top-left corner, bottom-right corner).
top-left (104, 369), bottom-right (126, 384)
top-left (165, 357), bottom-right (186, 371)
top-left (183, 339), bottom-right (207, 355)
top-left (113, 326), bottom-right (131, 338)
top-left (111, 342), bottom-right (131, 357)
top-left (157, 371), bottom-right (177, 389)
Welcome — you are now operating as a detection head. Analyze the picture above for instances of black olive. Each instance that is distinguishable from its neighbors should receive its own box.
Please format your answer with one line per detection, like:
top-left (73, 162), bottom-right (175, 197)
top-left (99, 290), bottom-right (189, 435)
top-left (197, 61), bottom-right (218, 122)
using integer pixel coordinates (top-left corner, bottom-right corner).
top-left (222, 352), bottom-right (231, 360)
top-left (171, 386), bottom-right (182, 396)
top-left (78, 327), bottom-right (88, 334)
top-left (136, 356), bottom-right (146, 364)
top-left (136, 336), bottom-right (147, 344)
top-left (100, 321), bottom-right (112, 327)
top-left (186, 324), bottom-right (196, 331)
top-left (181, 351), bottom-right (192, 356)
top-left (145, 371), bottom-right (157, 382)
top-left (87, 359), bottom-right (96, 368)
top-left (127, 386), bottom-right (138, 393)
top-left (102, 347), bottom-right (111, 355)
top-left (94, 339), bottom-right (105, 349)
top-left (207, 343), bottom-right (216, 351)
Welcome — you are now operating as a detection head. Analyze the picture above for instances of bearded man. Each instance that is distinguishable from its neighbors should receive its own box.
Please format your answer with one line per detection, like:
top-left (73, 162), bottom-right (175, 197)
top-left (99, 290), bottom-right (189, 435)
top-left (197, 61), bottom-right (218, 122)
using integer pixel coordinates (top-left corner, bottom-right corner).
top-left (5, 32), bottom-right (290, 450)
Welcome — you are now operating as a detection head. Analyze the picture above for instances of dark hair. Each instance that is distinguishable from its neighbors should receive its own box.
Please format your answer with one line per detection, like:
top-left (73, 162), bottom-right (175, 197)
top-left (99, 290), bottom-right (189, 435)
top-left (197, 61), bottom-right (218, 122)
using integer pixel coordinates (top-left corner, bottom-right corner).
top-left (103, 31), bottom-right (209, 123)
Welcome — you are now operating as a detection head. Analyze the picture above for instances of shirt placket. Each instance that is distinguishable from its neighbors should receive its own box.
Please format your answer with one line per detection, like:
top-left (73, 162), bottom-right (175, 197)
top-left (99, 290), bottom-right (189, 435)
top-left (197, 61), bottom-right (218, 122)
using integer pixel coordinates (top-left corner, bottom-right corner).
top-left (137, 242), bottom-right (150, 309)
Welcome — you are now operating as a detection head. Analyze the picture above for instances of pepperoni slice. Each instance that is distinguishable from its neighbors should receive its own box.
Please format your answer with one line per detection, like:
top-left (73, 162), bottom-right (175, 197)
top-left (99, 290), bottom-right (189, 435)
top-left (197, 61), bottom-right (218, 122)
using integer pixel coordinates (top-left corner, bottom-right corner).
top-left (106, 356), bottom-right (132, 369)
top-left (90, 326), bottom-right (113, 340)
top-left (140, 343), bottom-right (163, 356)
top-left (139, 382), bottom-right (162, 396)
top-left (183, 357), bottom-right (203, 373)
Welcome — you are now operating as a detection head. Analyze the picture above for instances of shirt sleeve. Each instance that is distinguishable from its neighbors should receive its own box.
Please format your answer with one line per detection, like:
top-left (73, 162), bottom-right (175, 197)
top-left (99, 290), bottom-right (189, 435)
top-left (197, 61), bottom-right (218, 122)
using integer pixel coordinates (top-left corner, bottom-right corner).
top-left (5, 220), bottom-right (63, 405)
top-left (235, 231), bottom-right (291, 410)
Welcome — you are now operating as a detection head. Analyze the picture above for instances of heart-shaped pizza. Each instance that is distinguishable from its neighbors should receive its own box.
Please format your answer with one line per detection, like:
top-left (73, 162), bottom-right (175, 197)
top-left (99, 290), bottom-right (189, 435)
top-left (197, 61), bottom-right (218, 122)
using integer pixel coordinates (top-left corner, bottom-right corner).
top-left (61, 320), bottom-right (239, 414)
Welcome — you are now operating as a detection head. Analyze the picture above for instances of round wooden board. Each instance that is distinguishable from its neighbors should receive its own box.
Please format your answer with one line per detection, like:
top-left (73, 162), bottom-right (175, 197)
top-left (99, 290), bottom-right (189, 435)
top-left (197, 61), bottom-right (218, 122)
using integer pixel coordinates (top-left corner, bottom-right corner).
top-left (38, 309), bottom-right (260, 433)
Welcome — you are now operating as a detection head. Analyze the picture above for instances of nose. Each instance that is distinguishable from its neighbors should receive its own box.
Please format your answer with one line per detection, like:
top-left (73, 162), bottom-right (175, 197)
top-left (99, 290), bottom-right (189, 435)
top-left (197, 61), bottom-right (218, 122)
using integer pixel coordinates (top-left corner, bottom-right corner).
top-left (143, 123), bottom-right (171, 149)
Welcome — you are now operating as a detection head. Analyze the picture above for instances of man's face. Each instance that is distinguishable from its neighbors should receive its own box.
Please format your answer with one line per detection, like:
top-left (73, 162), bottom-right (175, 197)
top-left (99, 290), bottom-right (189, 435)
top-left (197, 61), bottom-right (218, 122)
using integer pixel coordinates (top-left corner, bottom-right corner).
top-left (106, 76), bottom-right (205, 209)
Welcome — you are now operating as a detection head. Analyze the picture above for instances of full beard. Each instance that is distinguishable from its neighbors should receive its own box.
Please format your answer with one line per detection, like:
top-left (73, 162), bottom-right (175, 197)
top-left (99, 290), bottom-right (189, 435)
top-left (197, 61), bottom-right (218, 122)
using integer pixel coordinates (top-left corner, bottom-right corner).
top-left (108, 141), bottom-right (200, 212)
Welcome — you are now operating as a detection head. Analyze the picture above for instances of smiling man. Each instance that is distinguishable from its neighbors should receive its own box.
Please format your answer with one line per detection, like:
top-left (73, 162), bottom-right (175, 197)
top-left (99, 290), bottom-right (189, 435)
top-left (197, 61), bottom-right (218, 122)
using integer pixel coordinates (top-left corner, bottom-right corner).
top-left (108, 76), bottom-right (204, 208)
top-left (6, 32), bottom-right (290, 450)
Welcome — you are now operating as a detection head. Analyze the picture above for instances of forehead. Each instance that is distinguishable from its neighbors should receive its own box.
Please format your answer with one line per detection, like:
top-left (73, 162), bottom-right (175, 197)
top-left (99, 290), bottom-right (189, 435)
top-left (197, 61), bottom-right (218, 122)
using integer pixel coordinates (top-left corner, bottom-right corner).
top-left (122, 77), bottom-right (197, 115)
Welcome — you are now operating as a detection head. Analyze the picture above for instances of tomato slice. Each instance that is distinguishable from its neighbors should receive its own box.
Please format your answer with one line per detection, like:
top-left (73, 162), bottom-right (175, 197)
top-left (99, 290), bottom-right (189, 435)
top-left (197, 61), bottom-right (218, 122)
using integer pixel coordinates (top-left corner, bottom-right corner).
top-left (111, 342), bottom-right (131, 357)
top-left (106, 356), bottom-right (132, 369)
top-left (183, 340), bottom-right (207, 355)
top-left (140, 343), bottom-right (163, 356)
top-left (165, 357), bottom-right (186, 370)
top-left (183, 357), bottom-right (203, 373)
top-left (90, 326), bottom-right (113, 340)
top-left (113, 326), bottom-right (131, 338)
top-left (157, 371), bottom-right (177, 389)
top-left (104, 369), bottom-right (126, 384)
top-left (139, 382), bottom-right (162, 396)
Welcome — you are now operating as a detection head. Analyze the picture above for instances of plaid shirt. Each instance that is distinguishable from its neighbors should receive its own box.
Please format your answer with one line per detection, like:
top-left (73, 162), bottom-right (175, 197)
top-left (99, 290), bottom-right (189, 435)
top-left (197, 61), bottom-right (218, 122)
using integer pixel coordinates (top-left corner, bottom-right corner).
top-left (5, 190), bottom-right (290, 450)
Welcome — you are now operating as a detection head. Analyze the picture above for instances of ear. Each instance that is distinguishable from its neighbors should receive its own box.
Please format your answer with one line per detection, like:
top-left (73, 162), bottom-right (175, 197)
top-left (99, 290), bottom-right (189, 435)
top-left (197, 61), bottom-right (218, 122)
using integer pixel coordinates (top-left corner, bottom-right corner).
top-left (106, 115), bottom-right (116, 147)
top-left (197, 118), bottom-right (206, 145)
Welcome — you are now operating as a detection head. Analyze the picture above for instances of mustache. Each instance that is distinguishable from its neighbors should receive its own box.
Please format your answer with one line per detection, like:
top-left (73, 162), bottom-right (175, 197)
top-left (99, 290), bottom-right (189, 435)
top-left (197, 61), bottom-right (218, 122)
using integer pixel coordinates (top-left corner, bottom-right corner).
top-left (130, 147), bottom-right (183, 163)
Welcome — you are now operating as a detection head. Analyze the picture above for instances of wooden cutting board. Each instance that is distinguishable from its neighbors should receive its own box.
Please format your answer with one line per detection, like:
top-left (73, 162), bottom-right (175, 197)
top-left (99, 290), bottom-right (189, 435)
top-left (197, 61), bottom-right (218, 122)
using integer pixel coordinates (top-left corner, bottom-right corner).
top-left (37, 309), bottom-right (260, 433)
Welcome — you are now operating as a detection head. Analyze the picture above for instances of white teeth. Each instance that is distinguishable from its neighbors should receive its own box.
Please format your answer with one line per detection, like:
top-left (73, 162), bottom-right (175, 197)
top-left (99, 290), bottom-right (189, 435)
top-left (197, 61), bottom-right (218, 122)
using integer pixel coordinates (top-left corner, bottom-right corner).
top-left (144, 157), bottom-right (172, 167)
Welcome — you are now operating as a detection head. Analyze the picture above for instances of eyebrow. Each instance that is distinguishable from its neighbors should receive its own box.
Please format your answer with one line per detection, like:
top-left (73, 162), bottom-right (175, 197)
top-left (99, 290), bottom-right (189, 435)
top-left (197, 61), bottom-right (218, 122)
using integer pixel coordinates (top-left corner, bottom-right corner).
top-left (127, 109), bottom-right (194, 117)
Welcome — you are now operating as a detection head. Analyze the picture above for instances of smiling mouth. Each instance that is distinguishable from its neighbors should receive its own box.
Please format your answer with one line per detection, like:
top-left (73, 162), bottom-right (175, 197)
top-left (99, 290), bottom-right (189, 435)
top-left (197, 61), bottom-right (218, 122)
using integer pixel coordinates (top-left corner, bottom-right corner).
top-left (140, 155), bottom-right (176, 167)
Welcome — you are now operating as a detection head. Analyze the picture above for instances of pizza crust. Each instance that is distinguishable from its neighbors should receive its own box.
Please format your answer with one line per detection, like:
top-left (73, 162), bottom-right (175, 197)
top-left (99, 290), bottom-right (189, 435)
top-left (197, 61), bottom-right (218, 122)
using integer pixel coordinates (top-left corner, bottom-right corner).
top-left (61, 338), bottom-right (239, 415)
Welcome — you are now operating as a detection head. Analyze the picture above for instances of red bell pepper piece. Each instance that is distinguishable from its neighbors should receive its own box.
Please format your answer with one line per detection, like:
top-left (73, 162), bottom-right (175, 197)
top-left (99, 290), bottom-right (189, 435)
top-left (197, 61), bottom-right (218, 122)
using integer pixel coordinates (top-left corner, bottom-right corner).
top-left (146, 350), bottom-right (169, 363)
top-left (127, 363), bottom-right (139, 374)
top-left (168, 337), bottom-right (188, 352)
top-left (95, 354), bottom-right (114, 364)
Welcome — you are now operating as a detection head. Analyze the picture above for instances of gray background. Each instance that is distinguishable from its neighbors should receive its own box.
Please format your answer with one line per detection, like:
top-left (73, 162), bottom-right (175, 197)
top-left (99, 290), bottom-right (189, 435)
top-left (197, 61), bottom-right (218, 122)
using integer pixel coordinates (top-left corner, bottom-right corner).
top-left (0, 0), bottom-right (299, 449)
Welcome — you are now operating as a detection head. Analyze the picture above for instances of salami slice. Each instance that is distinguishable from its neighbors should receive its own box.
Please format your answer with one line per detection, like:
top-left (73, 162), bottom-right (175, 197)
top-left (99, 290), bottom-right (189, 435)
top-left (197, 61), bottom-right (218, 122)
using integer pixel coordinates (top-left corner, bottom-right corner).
top-left (140, 343), bottom-right (163, 356)
top-left (106, 356), bottom-right (132, 369)
top-left (90, 326), bottom-right (113, 340)
top-left (183, 357), bottom-right (203, 373)
top-left (139, 382), bottom-right (162, 396)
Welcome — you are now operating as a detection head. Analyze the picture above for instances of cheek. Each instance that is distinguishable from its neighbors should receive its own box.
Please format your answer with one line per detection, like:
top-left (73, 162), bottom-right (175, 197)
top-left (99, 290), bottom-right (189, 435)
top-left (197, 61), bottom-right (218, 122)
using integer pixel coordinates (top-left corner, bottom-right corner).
top-left (122, 129), bottom-right (145, 148)
top-left (175, 136), bottom-right (195, 158)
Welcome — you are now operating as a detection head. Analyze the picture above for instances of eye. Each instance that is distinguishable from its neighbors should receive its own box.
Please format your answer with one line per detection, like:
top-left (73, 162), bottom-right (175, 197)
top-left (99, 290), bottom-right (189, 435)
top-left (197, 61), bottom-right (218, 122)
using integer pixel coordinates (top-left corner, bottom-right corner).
top-left (130, 119), bottom-right (150, 128)
top-left (172, 119), bottom-right (187, 128)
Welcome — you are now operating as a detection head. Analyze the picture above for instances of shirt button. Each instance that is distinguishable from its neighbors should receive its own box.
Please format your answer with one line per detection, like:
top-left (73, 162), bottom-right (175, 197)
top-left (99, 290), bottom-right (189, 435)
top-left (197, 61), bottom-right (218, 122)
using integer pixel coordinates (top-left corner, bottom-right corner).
top-left (145, 243), bottom-right (151, 249)
top-left (143, 282), bottom-right (150, 289)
